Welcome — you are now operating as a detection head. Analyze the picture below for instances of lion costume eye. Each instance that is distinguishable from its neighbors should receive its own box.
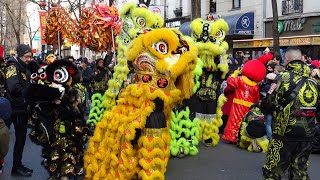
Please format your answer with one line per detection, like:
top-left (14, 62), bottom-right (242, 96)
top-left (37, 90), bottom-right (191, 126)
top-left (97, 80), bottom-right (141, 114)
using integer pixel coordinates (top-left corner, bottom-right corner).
top-left (153, 41), bottom-right (168, 54)
top-left (136, 17), bottom-right (146, 28)
top-left (215, 30), bottom-right (224, 38)
top-left (53, 67), bottom-right (69, 84)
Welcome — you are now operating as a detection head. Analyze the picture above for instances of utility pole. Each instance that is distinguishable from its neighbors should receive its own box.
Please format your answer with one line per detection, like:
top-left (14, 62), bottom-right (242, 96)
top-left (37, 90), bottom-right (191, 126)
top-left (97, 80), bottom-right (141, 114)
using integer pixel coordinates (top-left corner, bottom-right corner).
top-left (272, 0), bottom-right (280, 57)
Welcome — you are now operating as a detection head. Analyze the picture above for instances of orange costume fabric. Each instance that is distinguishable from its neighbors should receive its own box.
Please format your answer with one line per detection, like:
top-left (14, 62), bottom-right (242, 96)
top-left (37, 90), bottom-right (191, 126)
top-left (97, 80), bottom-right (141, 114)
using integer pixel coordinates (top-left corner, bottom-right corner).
top-left (222, 75), bottom-right (260, 143)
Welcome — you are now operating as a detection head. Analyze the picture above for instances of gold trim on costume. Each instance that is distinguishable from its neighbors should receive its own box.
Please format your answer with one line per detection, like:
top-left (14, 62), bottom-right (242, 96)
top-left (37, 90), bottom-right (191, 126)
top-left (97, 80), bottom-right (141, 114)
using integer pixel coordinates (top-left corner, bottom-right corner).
top-left (142, 128), bottom-right (167, 137)
top-left (233, 98), bottom-right (254, 107)
top-left (242, 76), bottom-right (257, 86)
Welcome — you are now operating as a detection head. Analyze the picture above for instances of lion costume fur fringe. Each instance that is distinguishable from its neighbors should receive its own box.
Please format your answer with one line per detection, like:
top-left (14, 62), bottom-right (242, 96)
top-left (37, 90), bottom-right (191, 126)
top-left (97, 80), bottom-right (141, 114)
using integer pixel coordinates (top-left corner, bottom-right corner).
top-left (84, 28), bottom-right (197, 180)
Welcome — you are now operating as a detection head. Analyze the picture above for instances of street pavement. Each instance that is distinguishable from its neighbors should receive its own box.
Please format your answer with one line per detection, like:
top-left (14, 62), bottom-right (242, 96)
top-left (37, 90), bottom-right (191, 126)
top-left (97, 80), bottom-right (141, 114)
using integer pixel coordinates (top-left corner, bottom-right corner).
top-left (2, 128), bottom-right (320, 180)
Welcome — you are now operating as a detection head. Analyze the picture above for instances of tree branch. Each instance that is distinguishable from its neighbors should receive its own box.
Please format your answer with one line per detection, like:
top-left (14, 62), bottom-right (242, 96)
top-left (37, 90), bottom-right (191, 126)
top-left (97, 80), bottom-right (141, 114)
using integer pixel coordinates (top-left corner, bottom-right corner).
top-left (67, 0), bottom-right (80, 23)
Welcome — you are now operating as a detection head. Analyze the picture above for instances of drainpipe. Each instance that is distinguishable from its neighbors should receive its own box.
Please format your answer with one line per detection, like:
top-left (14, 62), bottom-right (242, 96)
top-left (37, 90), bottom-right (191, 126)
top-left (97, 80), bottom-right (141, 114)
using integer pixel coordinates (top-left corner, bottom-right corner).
top-left (164, 0), bottom-right (167, 26)
top-left (262, 0), bottom-right (266, 38)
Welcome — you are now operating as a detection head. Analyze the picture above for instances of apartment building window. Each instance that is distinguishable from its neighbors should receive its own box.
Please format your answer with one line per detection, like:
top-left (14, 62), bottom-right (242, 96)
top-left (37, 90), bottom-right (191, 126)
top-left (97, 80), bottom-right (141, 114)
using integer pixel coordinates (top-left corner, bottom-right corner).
top-left (233, 0), bottom-right (241, 9)
top-left (210, 0), bottom-right (216, 13)
top-left (282, 0), bottom-right (303, 15)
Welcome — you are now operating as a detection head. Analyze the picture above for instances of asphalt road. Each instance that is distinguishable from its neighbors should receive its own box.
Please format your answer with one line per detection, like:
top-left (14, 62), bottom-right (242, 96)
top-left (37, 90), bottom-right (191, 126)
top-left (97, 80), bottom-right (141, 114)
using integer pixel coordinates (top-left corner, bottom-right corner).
top-left (2, 128), bottom-right (320, 180)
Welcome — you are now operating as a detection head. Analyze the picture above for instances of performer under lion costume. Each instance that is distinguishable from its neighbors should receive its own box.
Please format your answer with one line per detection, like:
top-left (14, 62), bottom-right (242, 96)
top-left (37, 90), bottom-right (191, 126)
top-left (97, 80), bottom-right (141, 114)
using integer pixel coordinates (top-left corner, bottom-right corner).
top-left (25, 60), bottom-right (91, 179)
top-left (84, 28), bottom-right (197, 179)
top-left (237, 104), bottom-right (269, 153)
top-left (188, 16), bottom-right (229, 146)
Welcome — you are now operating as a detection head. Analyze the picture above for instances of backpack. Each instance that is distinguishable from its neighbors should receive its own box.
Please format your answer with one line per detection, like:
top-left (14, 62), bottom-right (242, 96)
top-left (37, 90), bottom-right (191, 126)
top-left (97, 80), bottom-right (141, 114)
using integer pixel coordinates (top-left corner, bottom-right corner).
top-left (282, 72), bottom-right (319, 138)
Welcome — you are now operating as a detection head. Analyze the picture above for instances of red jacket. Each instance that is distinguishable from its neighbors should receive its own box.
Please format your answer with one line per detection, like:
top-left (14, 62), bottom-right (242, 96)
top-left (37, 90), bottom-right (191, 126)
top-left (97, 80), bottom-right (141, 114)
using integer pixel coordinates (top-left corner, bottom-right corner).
top-left (222, 84), bottom-right (235, 116)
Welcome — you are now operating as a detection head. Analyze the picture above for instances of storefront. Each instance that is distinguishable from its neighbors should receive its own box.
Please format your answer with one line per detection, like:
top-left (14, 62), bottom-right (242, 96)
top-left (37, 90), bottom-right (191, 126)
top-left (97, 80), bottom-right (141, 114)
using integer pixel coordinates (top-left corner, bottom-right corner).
top-left (234, 16), bottom-right (320, 60)
top-left (224, 12), bottom-right (255, 54)
top-left (233, 35), bottom-right (320, 60)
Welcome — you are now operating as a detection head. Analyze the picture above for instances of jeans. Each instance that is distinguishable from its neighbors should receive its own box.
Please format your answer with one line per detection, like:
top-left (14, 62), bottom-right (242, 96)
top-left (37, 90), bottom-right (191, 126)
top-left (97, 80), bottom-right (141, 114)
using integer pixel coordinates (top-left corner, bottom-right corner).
top-left (265, 114), bottom-right (272, 139)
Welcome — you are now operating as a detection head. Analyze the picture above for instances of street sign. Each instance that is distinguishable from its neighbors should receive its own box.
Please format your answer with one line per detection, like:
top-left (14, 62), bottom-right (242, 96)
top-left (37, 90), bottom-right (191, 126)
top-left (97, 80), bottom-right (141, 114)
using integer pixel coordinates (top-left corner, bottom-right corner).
top-left (33, 36), bottom-right (40, 41)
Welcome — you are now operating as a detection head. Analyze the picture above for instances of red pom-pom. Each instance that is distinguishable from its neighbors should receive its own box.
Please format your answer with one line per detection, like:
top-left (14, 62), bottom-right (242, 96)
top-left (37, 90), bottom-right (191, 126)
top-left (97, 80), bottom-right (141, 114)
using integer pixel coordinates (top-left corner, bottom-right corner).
top-left (242, 60), bottom-right (266, 82)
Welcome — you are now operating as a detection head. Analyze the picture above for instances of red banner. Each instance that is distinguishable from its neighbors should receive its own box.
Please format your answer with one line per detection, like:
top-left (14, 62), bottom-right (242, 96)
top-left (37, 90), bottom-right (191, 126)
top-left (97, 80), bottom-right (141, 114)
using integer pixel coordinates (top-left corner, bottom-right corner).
top-left (39, 11), bottom-right (47, 45)
top-left (0, 45), bottom-right (3, 58)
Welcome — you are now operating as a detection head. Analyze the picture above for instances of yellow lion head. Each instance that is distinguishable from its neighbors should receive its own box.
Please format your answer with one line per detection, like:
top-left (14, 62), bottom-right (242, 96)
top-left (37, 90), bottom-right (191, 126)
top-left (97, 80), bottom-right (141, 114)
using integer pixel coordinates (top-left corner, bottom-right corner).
top-left (118, 3), bottom-right (164, 46)
top-left (127, 28), bottom-right (197, 100)
top-left (190, 18), bottom-right (229, 72)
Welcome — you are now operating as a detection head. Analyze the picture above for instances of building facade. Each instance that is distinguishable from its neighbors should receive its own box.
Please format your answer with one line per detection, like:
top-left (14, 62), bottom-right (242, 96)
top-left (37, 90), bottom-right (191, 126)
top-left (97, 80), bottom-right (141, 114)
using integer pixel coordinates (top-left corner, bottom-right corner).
top-left (234, 0), bottom-right (320, 60)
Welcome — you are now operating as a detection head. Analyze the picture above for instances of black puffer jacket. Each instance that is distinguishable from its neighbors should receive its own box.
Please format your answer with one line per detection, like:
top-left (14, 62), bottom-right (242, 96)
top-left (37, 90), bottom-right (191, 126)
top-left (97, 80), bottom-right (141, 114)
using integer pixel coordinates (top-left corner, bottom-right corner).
top-left (5, 57), bottom-right (29, 115)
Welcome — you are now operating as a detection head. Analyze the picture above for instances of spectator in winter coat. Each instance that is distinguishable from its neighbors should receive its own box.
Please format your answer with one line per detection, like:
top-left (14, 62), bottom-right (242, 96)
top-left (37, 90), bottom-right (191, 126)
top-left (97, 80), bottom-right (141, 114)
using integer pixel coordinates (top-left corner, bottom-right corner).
top-left (5, 44), bottom-right (33, 177)
top-left (0, 97), bottom-right (11, 175)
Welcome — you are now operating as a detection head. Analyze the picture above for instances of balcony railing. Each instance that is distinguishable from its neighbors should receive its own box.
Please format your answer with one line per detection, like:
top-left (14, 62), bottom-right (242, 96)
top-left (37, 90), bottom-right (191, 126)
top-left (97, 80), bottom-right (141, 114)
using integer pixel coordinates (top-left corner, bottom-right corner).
top-left (282, 0), bottom-right (303, 15)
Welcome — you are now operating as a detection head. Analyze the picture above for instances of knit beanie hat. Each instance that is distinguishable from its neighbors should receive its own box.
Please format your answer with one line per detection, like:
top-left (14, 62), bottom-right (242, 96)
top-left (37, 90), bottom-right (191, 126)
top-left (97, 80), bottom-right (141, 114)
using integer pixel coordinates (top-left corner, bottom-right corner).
top-left (242, 60), bottom-right (266, 82)
top-left (16, 44), bottom-right (32, 58)
top-left (0, 97), bottom-right (12, 121)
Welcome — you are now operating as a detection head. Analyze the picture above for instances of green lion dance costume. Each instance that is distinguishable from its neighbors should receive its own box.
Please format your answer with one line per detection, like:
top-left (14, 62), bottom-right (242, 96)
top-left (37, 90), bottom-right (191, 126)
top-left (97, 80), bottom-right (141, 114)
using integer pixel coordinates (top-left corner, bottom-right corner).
top-left (188, 16), bottom-right (229, 146)
top-left (87, 3), bottom-right (164, 126)
top-left (169, 52), bottom-right (204, 157)
top-left (84, 28), bottom-right (197, 179)
top-left (237, 104), bottom-right (269, 153)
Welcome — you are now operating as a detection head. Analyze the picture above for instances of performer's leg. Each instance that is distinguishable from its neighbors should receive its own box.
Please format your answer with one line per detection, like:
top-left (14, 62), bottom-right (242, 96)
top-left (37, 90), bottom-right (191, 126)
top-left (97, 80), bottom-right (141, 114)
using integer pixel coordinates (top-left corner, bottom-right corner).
top-left (262, 139), bottom-right (295, 180)
top-left (288, 141), bottom-right (312, 180)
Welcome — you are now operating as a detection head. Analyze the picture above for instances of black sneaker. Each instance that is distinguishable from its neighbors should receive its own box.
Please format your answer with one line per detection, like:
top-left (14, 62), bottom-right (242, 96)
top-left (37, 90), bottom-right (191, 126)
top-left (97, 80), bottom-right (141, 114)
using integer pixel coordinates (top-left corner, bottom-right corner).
top-left (11, 166), bottom-right (32, 177)
top-left (20, 164), bottom-right (33, 173)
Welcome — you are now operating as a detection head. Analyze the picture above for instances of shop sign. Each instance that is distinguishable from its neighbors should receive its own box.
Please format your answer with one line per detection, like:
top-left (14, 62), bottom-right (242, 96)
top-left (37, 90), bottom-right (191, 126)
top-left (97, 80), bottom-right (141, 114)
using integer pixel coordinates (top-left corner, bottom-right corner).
top-left (278, 18), bottom-right (306, 33)
top-left (233, 41), bottom-right (254, 48)
top-left (149, 5), bottom-right (164, 18)
top-left (312, 37), bottom-right (320, 45)
top-left (234, 12), bottom-right (254, 35)
top-left (312, 22), bottom-right (320, 33)
top-left (166, 21), bottom-right (181, 28)
top-left (270, 37), bottom-right (311, 46)
top-left (253, 40), bottom-right (271, 47)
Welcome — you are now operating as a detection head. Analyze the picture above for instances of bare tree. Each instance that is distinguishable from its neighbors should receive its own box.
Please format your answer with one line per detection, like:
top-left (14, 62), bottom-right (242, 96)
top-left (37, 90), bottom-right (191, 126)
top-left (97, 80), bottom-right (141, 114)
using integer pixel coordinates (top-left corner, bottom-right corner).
top-left (272, 0), bottom-right (280, 57)
top-left (22, 11), bottom-right (40, 48)
top-left (0, 0), bottom-right (25, 45)
top-left (191, 0), bottom-right (201, 20)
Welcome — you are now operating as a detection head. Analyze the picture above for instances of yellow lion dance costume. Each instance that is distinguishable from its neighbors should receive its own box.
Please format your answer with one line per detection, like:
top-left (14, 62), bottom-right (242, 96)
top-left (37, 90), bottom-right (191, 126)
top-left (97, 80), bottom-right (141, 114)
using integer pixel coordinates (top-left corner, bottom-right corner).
top-left (84, 28), bottom-right (197, 180)
top-left (104, 3), bottom-right (164, 110)
top-left (189, 17), bottom-right (229, 146)
top-left (87, 3), bottom-right (164, 126)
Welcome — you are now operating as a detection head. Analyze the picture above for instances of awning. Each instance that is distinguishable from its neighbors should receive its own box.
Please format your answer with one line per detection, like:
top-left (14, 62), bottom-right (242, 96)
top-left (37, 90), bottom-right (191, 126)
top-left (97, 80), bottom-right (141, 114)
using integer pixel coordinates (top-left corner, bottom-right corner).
top-left (178, 12), bottom-right (254, 36)
top-left (224, 12), bottom-right (254, 35)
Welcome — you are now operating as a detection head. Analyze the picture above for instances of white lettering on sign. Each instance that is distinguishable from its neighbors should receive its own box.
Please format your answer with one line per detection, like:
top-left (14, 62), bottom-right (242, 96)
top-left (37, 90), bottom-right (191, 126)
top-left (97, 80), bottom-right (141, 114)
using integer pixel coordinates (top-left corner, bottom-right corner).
top-left (166, 21), bottom-right (181, 27)
top-left (237, 31), bottom-right (252, 34)
top-left (283, 18), bottom-right (306, 32)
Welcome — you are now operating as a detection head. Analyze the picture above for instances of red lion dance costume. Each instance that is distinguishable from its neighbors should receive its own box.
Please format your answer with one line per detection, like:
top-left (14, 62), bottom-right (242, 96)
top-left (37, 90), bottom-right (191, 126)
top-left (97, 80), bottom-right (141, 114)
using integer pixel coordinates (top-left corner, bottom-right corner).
top-left (222, 60), bottom-right (266, 143)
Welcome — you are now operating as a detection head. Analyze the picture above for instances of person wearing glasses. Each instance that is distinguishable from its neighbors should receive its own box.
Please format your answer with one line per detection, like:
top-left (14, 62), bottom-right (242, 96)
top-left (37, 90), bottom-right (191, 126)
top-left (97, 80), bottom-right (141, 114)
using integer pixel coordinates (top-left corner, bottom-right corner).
top-left (5, 44), bottom-right (33, 177)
